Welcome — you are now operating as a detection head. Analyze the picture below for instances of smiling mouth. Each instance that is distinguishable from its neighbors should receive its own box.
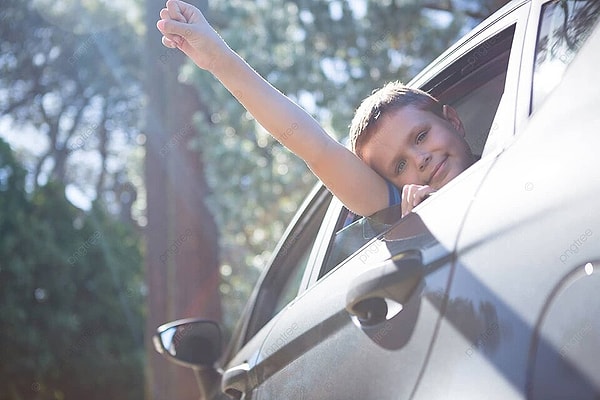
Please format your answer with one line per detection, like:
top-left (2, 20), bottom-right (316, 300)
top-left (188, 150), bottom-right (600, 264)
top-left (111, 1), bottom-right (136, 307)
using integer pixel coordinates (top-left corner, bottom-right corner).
top-left (428, 157), bottom-right (447, 186)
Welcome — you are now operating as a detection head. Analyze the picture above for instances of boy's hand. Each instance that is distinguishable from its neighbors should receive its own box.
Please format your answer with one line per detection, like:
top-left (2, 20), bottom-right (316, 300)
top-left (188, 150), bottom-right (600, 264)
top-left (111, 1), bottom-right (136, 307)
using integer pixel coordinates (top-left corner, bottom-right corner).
top-left (156, 0), bottom-right (226, 72)
top-left (401, 184), bottom-right (435, 217)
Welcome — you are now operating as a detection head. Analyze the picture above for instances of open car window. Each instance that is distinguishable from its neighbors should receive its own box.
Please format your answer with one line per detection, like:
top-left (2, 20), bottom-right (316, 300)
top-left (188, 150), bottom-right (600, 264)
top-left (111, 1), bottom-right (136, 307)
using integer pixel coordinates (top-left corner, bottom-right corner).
top-left (317, 24), bottom-right (518, 279)
top-left (426, 25), bottom-right (516, 158)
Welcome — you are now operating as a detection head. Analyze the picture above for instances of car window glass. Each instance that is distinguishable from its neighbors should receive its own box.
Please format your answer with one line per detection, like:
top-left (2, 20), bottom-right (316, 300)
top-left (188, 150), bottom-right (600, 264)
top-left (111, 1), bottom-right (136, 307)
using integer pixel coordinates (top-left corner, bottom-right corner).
top-left (318, 27), bottom-right (516, 278)
top-left (319, 205), bottom-right (402, 278)
top-left (531, 1), bottom-right (600, 113)
top-left (243, 191), bottom-right (331, 343)
top-left (271, 244), bottom-right (311, 315)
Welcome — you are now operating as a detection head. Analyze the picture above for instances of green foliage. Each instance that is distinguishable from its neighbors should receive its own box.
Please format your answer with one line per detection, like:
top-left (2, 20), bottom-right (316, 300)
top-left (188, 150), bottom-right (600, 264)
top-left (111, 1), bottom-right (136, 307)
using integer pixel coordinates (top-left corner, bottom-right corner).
top-left (0, 138), bottom-right (145, 400)
top-left (185, 0), bottom-right (507, 330)
top-left (0, 0), bottom-right (144, 209)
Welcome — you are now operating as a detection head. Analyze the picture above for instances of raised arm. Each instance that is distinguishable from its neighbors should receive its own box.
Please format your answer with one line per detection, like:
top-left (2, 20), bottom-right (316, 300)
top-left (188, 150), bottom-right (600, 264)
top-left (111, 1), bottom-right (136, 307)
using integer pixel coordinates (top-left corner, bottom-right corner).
top-left (156, 0), bottom-right (389, 216)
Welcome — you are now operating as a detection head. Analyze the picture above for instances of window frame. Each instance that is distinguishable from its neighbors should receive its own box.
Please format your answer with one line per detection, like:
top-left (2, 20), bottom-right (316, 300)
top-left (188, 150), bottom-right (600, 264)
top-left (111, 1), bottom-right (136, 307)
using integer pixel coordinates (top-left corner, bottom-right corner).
top-left (300, 2), bottom-right (531, 286)
top-left (298, 195), bottom-right (347, 290)
top-left (516, 0), bottom-right (558, 132)
top-left (412, 0), bottom-right (530, 156)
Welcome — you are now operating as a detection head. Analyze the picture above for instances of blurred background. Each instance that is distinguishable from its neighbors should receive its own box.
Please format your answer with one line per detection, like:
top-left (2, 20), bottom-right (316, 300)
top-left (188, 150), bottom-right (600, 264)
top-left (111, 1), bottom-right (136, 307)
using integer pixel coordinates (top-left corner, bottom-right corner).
top-left (0, 0), bottom-right (509, 398)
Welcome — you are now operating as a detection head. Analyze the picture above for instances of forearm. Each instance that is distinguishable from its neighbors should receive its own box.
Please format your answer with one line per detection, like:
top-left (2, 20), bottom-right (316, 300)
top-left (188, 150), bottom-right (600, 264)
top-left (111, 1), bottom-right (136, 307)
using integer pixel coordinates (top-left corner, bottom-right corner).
top-left (208, 44), bottom-right (336, 167)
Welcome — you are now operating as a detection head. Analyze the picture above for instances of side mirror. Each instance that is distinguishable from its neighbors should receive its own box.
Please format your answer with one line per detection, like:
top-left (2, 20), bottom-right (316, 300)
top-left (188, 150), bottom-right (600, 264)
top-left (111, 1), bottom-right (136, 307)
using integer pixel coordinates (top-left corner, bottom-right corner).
top-left (153, 318), bottom-right (222, 369)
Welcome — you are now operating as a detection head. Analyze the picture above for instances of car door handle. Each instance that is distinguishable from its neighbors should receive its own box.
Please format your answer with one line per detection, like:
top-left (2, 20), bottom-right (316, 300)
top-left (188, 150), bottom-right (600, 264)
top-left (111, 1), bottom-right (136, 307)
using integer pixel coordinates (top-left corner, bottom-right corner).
top-left (221, 362), bottom-right (250, 400)
top-left (346, 250), bottom-right (424, 325)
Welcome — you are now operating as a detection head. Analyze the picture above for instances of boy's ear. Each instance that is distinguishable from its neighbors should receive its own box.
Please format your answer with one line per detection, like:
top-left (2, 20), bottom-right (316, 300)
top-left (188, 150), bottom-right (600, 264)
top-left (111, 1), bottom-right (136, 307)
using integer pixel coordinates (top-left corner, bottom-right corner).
top-left (442, 105), bottom-right (466, 137)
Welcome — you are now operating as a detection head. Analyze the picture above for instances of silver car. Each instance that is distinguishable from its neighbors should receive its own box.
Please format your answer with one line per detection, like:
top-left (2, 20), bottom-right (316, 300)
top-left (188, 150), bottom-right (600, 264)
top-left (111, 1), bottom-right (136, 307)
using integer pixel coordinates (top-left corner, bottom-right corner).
top-left (154, 0), bottom-right (600, 398)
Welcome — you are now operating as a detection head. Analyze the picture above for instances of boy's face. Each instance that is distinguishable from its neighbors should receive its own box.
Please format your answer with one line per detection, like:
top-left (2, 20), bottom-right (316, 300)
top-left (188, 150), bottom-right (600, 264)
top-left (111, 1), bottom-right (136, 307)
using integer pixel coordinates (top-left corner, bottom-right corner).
top-left (360, 105), bottom-right (473, 191)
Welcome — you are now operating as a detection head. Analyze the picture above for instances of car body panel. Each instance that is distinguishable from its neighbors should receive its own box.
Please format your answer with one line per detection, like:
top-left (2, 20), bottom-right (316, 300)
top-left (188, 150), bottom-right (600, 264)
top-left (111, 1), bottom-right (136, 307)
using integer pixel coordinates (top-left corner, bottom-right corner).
top-left (412, 21), bottom-right (600, 399)
top-left (527, 264), bottom-right (600, 399)
top-left (253, 220), bottom-right (450, 399)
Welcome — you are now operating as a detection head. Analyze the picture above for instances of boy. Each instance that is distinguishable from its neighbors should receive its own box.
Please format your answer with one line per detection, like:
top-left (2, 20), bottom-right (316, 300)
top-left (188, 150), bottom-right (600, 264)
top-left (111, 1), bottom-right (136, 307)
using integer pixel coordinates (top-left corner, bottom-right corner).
top-left (156, 0), bottom-right (476, 217)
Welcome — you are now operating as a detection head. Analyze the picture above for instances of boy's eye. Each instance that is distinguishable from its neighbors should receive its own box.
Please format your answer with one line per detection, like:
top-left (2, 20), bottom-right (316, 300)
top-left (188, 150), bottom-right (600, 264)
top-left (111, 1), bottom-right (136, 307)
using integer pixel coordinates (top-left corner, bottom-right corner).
top-left (396, 159), bottom-right (407, 174)
top-left (416, 130), bottom-right (428, 144)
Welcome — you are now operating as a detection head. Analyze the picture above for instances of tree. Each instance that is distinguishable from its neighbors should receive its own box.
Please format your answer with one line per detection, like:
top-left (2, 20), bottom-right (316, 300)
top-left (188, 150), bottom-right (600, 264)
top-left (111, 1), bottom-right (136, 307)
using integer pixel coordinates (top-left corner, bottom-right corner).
top-left (0, 1), bottom-right (149, 397)
top-left (0, 0), bottom-right (144, 221)
top-left (0, 138), bottom-right (145, 399)
top-left (143, 0), bottom-right (222, 398)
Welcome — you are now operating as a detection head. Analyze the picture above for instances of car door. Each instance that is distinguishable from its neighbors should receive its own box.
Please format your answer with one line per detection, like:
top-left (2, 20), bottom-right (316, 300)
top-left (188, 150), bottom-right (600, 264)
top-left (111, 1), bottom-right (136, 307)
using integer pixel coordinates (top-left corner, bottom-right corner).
top-left (237, 3), bottom-right (531, 399)
top-left (411, 1), bottom-right (600, 398)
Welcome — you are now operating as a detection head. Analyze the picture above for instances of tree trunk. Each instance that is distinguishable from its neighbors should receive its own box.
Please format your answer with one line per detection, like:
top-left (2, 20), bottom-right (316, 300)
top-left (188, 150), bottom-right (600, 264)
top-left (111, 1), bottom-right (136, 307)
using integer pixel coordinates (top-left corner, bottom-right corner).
top-left (143, 0), bottom-right (221, 398)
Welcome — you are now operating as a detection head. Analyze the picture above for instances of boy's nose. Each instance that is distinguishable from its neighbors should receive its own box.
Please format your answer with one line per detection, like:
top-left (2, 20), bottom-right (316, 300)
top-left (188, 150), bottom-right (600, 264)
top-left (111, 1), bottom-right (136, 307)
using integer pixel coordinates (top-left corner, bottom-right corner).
top-left (417, 153), bottom-right (432, 172)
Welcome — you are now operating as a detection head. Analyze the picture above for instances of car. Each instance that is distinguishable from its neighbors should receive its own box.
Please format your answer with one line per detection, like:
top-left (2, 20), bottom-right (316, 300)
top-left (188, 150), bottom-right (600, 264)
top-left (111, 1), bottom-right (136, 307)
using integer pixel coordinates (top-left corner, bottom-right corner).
top-left (153, 0), bottom-right (600, 398)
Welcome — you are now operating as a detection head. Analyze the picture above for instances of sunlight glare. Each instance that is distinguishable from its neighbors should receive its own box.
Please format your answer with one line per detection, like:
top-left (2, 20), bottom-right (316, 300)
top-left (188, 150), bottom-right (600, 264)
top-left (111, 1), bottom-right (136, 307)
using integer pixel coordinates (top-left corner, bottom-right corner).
top-left (584, 262), bottom-right (594, 276)
top-left (32, 0), bottom-right (142, 34)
